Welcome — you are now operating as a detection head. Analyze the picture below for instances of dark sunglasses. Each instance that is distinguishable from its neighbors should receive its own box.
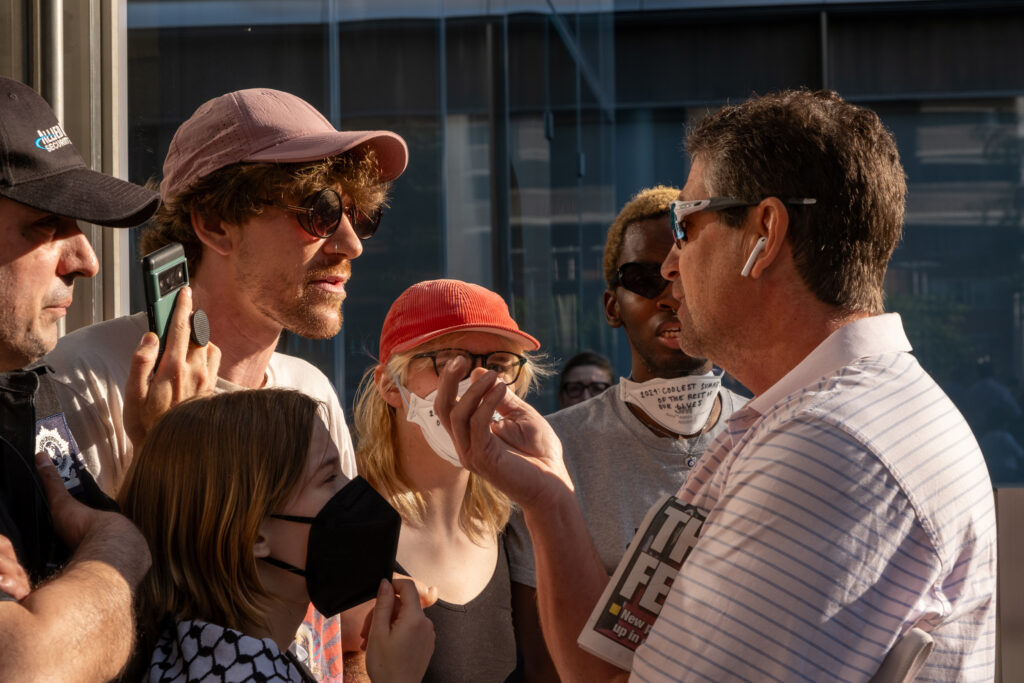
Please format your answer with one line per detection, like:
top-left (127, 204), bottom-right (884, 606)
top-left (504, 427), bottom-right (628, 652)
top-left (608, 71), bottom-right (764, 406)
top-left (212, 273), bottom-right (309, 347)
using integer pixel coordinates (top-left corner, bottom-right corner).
top-left (264, 187), bottom-right (383, 240)
top-left (669, 197), bottom-right (816, 248)
top-left (610, 261), bottom-right (670, 299)
top-left (560, 381), bottom-right (611, 398)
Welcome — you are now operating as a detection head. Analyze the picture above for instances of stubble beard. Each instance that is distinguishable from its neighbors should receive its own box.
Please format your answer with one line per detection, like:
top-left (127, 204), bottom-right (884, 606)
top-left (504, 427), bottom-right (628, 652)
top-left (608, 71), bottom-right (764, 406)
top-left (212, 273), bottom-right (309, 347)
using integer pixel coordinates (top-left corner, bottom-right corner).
top-left (0, 315), bottom-right (56, 370)
top-left (244, 254), bottom-right (349, 340)
top-left (669, 308), bottom-right (711, 374)
top-left (273, 289), bottom-right (345, 339)
top-left (0, 275), bottom-right (53, 368)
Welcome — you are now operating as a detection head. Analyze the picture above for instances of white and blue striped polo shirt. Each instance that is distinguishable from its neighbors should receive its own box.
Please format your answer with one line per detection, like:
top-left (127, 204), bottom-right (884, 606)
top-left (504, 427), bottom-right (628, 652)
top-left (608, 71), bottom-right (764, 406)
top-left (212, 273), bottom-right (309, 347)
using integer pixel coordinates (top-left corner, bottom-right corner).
top-left (630, 314), bottom-right (997, 682)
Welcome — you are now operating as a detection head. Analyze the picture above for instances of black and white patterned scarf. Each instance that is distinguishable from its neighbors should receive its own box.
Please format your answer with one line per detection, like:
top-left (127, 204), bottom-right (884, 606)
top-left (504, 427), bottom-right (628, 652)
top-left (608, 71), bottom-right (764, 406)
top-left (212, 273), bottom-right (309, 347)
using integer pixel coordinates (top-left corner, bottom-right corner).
top-left (147, 619), bottom-right (314, 682)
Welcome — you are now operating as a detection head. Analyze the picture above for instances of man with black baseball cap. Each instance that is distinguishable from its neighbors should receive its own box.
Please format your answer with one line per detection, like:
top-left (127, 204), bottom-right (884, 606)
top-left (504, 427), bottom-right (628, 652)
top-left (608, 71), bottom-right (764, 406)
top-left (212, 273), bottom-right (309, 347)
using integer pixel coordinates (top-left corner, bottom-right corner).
top-left (0, 76), bottom-right (156, 681)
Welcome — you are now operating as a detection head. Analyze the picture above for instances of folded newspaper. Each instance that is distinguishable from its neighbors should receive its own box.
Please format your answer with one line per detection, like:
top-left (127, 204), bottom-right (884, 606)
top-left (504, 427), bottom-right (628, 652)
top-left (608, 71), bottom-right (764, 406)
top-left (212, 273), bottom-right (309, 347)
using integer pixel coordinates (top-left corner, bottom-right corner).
top-left (578, 495), bottom-right (706, 671)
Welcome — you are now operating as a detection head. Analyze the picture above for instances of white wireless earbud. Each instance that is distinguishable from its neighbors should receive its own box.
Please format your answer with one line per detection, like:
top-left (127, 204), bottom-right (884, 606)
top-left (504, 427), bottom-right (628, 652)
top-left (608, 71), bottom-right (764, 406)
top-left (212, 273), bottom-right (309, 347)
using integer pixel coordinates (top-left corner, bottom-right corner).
top-left (740, 236), bottom-right (768, 277)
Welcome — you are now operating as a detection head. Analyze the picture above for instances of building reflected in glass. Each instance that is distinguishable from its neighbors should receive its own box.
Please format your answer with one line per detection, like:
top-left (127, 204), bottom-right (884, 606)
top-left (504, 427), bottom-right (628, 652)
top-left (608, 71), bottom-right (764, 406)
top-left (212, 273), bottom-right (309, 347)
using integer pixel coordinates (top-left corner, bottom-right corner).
top-left (125, 0), bottom-right (1024, 483)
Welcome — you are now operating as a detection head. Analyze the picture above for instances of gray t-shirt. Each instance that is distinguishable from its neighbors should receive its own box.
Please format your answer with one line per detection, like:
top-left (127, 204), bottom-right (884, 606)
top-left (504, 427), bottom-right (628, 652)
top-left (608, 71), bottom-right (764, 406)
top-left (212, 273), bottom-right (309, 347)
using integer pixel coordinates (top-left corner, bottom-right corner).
top-left (506, 384), bottom-right (745, 586)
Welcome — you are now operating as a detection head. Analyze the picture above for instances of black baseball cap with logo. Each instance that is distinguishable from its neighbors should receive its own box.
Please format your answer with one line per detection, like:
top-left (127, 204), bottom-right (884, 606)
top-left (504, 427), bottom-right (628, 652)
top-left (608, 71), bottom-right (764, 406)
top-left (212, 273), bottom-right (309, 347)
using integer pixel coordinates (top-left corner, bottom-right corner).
top-left (0, 77), bottom-right (158, 227)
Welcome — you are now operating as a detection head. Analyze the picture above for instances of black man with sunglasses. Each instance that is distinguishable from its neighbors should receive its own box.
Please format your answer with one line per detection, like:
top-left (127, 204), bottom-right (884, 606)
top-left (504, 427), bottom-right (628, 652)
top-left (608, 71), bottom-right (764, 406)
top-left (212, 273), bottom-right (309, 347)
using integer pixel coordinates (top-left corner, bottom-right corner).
top-left (508, 185), bottom-right (746, 681)
top-left (43, 87), bottom-right (408, 680)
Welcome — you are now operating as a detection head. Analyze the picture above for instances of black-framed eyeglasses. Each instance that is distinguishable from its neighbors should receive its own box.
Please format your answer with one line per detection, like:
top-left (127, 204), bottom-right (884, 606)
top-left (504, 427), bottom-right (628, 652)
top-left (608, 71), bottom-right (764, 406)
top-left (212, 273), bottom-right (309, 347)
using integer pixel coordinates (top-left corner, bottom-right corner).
top-left (411, 348), bottom-right (528, 385)
top-left (669, 197), bottom-right (816, 248)
top-left (610, 261), bottom-right (670, 299)
top-left (560, 381), bottom-right (610, 398)
top-left (263, 187), bottom-right (383, 240)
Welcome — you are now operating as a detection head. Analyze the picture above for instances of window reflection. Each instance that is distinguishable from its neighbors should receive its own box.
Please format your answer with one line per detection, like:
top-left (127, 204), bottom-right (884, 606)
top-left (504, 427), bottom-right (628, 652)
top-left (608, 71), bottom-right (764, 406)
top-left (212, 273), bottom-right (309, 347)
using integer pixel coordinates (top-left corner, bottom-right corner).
top-left (882, 100), bottom-right (1024, 484)
top-left (125, 2), bottom-right (1024, 483)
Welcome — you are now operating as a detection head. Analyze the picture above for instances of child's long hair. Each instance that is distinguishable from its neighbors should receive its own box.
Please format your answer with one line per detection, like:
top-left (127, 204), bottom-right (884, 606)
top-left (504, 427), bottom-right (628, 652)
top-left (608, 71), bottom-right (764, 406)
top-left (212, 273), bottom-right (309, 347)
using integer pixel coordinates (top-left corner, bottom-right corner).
top-left (118, 389), bottom-right (321, 677)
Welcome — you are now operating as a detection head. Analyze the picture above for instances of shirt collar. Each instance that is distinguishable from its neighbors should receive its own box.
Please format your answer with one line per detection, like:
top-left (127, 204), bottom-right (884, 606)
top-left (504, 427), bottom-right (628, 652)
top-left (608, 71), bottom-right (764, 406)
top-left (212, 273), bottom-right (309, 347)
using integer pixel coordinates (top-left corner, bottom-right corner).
top-left (745, 312), bottom-right (912, 415)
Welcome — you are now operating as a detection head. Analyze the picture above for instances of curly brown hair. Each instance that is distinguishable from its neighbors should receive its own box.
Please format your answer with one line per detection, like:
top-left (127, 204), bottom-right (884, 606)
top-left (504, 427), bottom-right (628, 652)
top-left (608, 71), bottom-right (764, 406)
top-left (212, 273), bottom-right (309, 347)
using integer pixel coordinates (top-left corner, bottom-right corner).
top-left (686, 89), bottom-right (906, 314)
top-left (602, 185), bottom-right (681, 287)
top-left (140, 151), bottom-right (391, 274)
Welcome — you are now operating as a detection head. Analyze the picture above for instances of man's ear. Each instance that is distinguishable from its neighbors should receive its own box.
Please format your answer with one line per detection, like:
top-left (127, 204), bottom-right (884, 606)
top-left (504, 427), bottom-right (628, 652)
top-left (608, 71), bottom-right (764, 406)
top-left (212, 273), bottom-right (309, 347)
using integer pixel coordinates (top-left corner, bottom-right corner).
top-left (604, 289), bottom-right (623, 328)
top-left (743, 197), bottom-right (790, 279)
top-left (191, 209), bottom-right (236, 257)
top-left (375, 365), bottom-right (404, 409)
top-left (253, 524), bottom-right (272, 560)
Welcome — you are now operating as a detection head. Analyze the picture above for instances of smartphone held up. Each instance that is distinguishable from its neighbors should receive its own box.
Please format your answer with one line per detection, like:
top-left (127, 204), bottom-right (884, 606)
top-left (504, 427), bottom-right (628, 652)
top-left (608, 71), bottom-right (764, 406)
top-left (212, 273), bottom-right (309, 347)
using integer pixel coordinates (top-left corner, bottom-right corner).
top-left (141, 242), bottom-right (209, 355)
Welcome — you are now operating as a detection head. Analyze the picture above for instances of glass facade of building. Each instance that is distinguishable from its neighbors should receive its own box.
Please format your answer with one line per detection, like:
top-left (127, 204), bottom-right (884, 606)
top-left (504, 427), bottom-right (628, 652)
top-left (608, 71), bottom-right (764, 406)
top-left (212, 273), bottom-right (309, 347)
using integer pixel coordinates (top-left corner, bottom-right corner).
top-left (124, 0), bottom-right (1024, 482)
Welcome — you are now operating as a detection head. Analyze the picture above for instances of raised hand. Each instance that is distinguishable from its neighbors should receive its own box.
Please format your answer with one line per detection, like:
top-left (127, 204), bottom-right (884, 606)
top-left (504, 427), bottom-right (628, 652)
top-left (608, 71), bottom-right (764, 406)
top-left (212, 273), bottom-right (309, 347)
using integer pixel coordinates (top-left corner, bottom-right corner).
top-left (364, 578), bottom-right (435, 683)
top-left (124, 286), bottom-right (220, 446)
top-left (433, 358), bottom-right (572, 511)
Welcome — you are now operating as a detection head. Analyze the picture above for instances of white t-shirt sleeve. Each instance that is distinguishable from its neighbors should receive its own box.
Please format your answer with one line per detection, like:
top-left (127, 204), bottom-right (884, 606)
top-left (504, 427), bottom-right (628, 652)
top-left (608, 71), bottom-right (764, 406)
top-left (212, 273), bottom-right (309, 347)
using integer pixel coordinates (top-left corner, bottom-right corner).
top-left (266, 353), bottom-right (357, 479)
top-left (323, 391), bottom-right (357, 479)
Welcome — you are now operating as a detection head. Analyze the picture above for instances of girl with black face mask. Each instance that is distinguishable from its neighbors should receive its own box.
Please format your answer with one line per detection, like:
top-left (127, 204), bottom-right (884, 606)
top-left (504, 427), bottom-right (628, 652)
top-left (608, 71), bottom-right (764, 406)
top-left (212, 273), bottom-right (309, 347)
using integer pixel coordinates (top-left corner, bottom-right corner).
top-left (118, 389), bottom-right (434, 682)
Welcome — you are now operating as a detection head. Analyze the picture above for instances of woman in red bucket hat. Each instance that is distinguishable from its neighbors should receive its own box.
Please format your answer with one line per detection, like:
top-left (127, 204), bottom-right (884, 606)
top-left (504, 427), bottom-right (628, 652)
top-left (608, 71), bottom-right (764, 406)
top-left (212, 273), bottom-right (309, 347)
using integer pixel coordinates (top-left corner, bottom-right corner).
top-left (353, 279), bottom-right (546, 682)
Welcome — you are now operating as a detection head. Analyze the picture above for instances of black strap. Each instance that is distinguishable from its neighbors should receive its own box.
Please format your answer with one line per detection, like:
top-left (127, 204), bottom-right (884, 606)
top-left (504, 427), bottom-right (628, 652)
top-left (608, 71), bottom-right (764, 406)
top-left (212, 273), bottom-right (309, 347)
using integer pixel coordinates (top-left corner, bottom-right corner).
top-left (270, 513), bottom-right (314, 524)
top-left (258, 555), bottom-right (306, 576)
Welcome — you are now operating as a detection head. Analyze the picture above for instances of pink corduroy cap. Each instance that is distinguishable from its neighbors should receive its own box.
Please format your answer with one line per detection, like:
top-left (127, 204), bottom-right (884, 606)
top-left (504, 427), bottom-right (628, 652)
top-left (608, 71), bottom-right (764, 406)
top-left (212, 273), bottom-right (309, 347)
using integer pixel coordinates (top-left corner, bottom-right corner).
top-left (379, 279), bottom-right (541, 366)
top-left (160, 88), bottom-right (409, 201)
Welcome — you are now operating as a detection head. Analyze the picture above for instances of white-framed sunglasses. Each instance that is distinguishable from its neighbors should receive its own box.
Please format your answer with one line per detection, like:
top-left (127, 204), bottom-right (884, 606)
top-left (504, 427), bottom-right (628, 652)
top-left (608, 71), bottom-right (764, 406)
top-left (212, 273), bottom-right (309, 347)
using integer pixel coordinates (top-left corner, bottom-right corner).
top-left (669, 197), bottom-right (816, 248)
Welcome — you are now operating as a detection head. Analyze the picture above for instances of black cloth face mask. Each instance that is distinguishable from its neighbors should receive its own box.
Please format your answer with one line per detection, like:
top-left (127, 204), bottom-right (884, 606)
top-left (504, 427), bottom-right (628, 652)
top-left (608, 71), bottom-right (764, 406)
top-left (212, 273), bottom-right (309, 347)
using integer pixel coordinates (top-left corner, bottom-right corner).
top-left (260, 476), bottom-right (400, 616)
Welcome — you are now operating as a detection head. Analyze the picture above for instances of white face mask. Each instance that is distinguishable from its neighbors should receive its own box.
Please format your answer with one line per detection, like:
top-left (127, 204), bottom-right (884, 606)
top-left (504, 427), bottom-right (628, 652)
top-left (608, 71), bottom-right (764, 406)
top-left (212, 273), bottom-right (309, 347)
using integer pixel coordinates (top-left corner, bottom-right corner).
top-left (395, 378), bottom-right (472, 468)
top-left (618, 372), bottom-right (721, 436)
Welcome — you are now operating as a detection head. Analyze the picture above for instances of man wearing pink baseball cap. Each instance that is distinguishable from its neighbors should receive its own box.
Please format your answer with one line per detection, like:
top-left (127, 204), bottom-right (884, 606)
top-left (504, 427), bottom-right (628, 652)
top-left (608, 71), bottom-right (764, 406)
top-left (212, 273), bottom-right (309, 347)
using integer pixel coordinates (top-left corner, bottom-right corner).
top-left (44, 87), bottom-right (409, 681)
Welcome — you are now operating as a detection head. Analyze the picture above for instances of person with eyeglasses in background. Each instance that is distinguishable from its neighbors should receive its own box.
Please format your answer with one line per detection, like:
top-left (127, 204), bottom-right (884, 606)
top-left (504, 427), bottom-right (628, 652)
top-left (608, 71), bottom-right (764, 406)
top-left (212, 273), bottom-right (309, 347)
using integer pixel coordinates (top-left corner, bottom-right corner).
top-left (507, 185), bottom-right (747, 680)
top-left (347, 279), bottom-right (546, 683)
top-left (43, 87), bottom-right (408, 682)
top-left (557, 351), bottom-right (615, 409)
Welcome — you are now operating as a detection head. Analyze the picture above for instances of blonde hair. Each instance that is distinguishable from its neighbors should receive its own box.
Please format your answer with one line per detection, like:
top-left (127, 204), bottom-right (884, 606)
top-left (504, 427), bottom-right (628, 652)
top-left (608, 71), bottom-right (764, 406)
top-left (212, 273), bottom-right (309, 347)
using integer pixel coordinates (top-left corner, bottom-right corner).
top-left (602, 185), bottom-right (681, 286)
top-left (119, 389), bottom-right (321, 635)
top-left (353, 332), bottom-right (545, 543)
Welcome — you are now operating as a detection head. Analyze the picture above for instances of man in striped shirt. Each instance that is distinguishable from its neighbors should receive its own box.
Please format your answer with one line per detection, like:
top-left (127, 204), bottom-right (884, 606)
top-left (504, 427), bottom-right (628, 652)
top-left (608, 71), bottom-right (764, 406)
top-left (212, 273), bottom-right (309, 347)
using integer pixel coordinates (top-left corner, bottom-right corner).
top-left (438, 89), bottom-right (996, 682)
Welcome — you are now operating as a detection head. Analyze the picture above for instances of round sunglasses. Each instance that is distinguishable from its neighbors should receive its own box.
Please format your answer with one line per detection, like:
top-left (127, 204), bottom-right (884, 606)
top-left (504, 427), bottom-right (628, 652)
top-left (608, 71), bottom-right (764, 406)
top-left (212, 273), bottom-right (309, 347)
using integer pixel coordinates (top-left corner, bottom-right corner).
top-left (610, 261), bottom-right (670, 299)
top-left (263, 187), bottom-right (382, 240)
